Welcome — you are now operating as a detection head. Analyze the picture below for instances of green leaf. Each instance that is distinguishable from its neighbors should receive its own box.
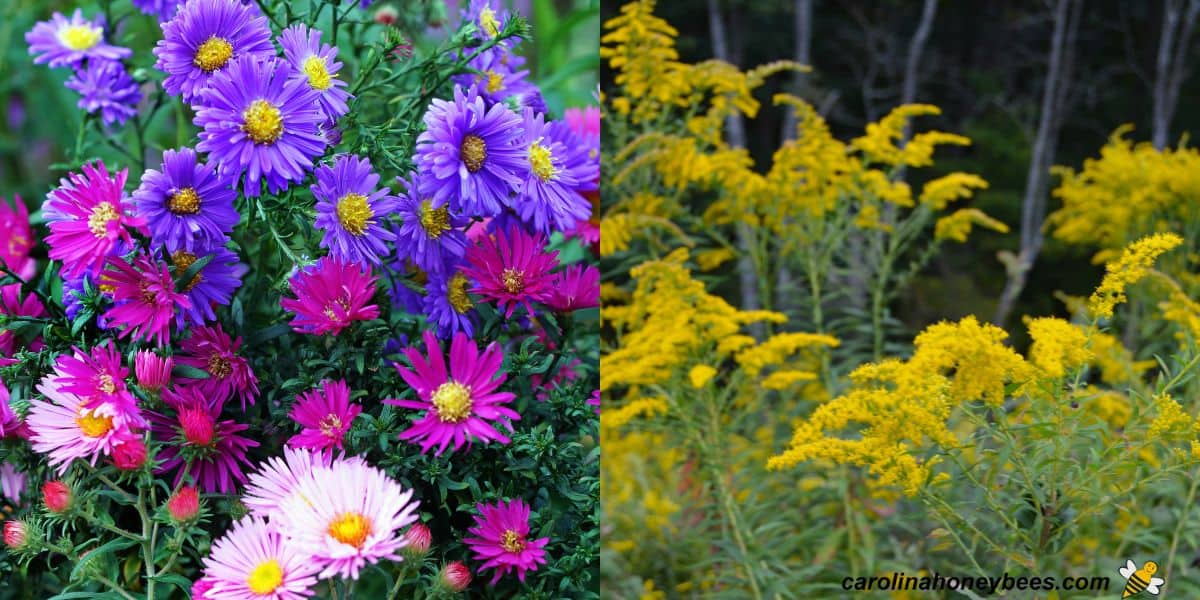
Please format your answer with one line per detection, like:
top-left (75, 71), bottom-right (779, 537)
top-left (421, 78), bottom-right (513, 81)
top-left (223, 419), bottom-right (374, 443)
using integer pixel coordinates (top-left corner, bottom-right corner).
top-left (171, 364), bottom-right (210, 380)
top-left (71, 309), bottom-right (94, 336)
top-left (246, 323), bottom-right (292, 345)
top-left (69, 537), bottom-right (138, 582)
top-left (174, 253), bottom-right (213, 293)
top-left (150, 572), bottom-right (195, 594)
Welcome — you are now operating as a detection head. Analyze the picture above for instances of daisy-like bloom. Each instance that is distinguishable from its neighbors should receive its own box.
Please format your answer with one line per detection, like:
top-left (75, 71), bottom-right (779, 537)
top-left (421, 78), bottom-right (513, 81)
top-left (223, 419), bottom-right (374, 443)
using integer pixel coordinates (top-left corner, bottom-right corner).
top-left (510, 110), bottom-right (597, 235)
top-left (288, 379), bottom-right (362, 452)
top-left (385, 330), bottom-right (518, 455)
top-left (43, 162), bottom-right (145, 279)
top-left (413, 85), bottom-right (525, 217)
top-left (152, 385), bottom-right (258, 493)
top-left (101, 254), bottom-right (191, 346)
top-left (423, 267), bottom-right (477, 339)
top-left (135, 350), bottom-right (173, 392)
top-left (453, 48), bottom-right (533, 106)
top-left (242, 447), bottom-right (334, 520)
top-left (26, 10), bottom-right (131, 68)
top-left (201, 515), bottom-right (320, 599)
top-left (462, 0), bottom-right (517, 44)
top-left (176, 324), bottom-right (259, 409)
top-left (0, 462), bottom-right (25, 502)
top-left (461, 226), bottom-right (559, 318)
top-left (195, 55), bottom-right (326, 197)
top-left (1, 196), bottom-right (36, 280)
top-left (279, 24), bottom-right (352, 122)
top-left (135, 147), bottom-right (239, 254)
top-left (153, 0), bottom-right (275, 103)
top-left (52, 342), bottom-right (144, 428)
top-left (169, 246), bottom-right (247, 327)
top-left (311, 155), bottom-right (399, 265)
top-left (0, 284), bottom-right (46, 362)
top-left (275, 458), bottom-right (420, 580)
top-left (281, 258), bottom-right (381, 336)
top-left (546, 264), bottom-right (599, 312)
top-left (463, 498), bottom-right (549, 584)
top-left (27, 374), bottom-right (139, 474)
top-left (131, 0), bottom-right (184, 21)
top-left (65, 60), bottom-right (142, 127)
top-left (393, 174), bottom-right (470, 275)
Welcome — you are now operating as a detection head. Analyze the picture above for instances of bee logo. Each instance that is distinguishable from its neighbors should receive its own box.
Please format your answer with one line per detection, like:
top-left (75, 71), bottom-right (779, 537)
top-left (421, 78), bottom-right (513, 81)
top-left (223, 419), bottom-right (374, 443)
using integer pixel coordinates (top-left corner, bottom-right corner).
top-left (1119, 559), bottom-right (1164, 597)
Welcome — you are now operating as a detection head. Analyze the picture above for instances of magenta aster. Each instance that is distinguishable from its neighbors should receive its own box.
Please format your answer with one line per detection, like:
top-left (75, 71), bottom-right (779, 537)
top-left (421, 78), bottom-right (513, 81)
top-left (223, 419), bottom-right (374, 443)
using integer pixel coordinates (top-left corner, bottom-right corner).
top-left (134, 350), bottom-right (173, 392)
top-left (288, 379), bottom-right (362, 452)
top-left (175, 324), bottom-right (259, 409)
top-left (461, 226), bottom-right (559, 318)
top-left (280, 257), bottom-right (381, 336)
top-left (152, 385), bottom-right (258, 493)
top-left (43, 162), bottom-right (145, 279)
top-left (0, 196), bottom-right (35, 280)
top-left (52, 341), bottom-right (144, 428)
top-left (101, 254), bottom-right (191, 346)
top-left (385, 330), bottom-right (519, 455)
top-left (201, 515), bottom-right (320, 599)
top-left (27, 374), bottom-right (140, 474)
top-left (0, 284), bottom-right (46, 363)
top-left (546, 264), bottom-right (599, 312)
top-left (463, 498), bottom-right (549, 584)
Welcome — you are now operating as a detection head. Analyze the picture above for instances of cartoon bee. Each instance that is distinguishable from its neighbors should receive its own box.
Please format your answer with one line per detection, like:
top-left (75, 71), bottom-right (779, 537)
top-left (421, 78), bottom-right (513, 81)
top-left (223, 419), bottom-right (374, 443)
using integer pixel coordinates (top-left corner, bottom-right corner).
top-left (1119, 559), bottom-right (1164, 598)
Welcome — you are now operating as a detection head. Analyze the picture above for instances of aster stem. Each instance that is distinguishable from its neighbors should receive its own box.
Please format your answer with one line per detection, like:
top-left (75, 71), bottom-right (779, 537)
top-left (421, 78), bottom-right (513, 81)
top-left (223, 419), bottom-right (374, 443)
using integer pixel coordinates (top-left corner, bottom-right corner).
top-left (386, 561), bottom-right (413, 600)
top-left (255, 0), bottom-right (284, 29)
top-left (95, 575), bottom-right (138, 600)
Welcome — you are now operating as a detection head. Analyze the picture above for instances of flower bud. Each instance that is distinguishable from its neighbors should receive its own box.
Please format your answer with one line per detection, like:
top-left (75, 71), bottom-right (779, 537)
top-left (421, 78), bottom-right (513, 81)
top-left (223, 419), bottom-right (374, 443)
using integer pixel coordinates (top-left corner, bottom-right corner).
top-left (402, 522), bottom-right (432, 558)
top-left (134, 351), bottom-right (173, 392)
top-left (167, 486), bottom-right (201, 523)
top-left (111, 436), bottom-right (147, 471)
top-left (374, 5), bottom-right (398, 25)
top-left (41, 480), bottom-right (72, 513)
top-left (440, 561), bottom-right (472, 592)
top-left (3, 519), bottom-right (27, 550)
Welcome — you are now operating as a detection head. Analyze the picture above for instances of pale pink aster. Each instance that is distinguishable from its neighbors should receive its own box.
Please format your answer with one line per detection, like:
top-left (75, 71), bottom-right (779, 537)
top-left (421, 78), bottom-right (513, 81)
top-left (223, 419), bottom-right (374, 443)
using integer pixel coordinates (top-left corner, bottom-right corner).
top-left (176, 324), bottom-right (259, 408)
top-left (275, 458), bottom-right (420, 580)
top-left (135, 350), bottom-right (173, 392)
top-left (0, 461), bottom-right (25, 502)
top-left (28, 374), bottom-right (139, 474)
top-left (288, 379), bottom-right (361, 452)
top-left (150, 385), bottom-right (258, 493)
top-left (201, 515), bottom-right (319, 600)
top-left (463, 498), bottom-right (549, 584)
top-left (242, 447), bottom-right (338, 520)
top-left (101, 254), bottom-right (191, 346)
top-left (280, 257), bottom-right (380, 336)
top-left (384, 330), bottom-right (518, 455)
top-left (43, 162), bottom-right (145, 279)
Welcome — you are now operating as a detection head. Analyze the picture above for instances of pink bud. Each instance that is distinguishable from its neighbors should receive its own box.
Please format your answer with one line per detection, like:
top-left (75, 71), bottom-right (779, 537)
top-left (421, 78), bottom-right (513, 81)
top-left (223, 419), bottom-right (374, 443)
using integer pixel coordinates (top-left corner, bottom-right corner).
top-left (3, 520), bottom-right (25, 549)
top-left (179, 406), bottom-right (215, 446)
top-left (134, 350), bottom-right (173, 392)
top-left (167, 486), bottom-right (201, 523)
top-left (403, 522), bottom-right (432, 556)
top-left (441, 561), bottom-right (472, 592)
top-left (41, 480), bottom-right (71, 513)
top-left (374, 5), bottom-right (399, 25)
top-left (111, 437), bottom-right (147, 471)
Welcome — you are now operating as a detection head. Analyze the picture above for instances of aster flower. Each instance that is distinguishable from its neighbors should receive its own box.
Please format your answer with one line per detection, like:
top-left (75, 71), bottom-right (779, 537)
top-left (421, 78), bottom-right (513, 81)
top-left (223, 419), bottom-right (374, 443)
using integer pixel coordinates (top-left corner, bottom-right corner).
top-left (423, 268), bottom-right (478, 339)
top-left (101, 254), bottom-right (191, 346)
top-left (393, 173), bottom-right (470, 275)
top-left (546, 264), bottom-right (599, 312)
top-left (51, 342), bottom-right (144, 427)
top-left (132, 0), bottom-right (184, 21)
top-left (195, 55), bottom-right (326, 197)
top-left (135, 350), bottom-right (173, 392)
top-left (175, 324), bottom-right (259, 409)
top-left (0, 383), bottom-right (23, 438)
top-left (153, 0), bottom-right (275, 103)
top-left (510, 110), bottom-right (597, 234)
top-left (281, 257), bottom-right (381, 336)
top-left (275, 458), bottom-right (420, 580)
top-left (0, 284), bottom-right (46, 362)
top-left (453, 48), bottom-right (533, 106)
top-left (279, 24), bottom-right (352, 122)
top-left (414, 85), bottom-right (525, 217)
top-left (463, 498), bottom-right (549, 584)
top-left (243, 447), bottom-right (336, 520)
top-left (461, 226), bottom-right (559, 318)
top-left (462, 0), bottom-right (518, 44)
top-left (588, 389), bottom-right (600, 414)
top-left (169, 246), bottom-right (247, 327)
top-left (26, 10), bottom-right (131, 68)
top-left (201, 515), bottom-right (320, 599)
top-left (152, 385), bottom-right (258, 493)
top-left (311, 155), bottom-right (399, 265)
top-left (385, 330), bottom-right (518, 455)
top-left (288, 379), bottom-right (362, 452)
top-left (44, 162), bottom-right (144, 279)
top-left (134, 147), bottom-right (239, 254)
top-left (65, 60), bottom-right (142, 126)
top-left (0, 462), bottom-right (24, 502)
top-left (0, 196), bottom-right (35, 279)
top-left (27, 374), bottom-right (139, 474)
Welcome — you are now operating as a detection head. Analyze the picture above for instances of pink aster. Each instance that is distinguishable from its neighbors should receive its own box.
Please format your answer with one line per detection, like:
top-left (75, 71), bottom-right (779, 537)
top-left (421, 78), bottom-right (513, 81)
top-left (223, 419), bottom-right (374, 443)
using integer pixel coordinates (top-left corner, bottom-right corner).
top-left (280, 257), bottom-right (380, 336)
top-left (275, 457), bottom-right (420, 580)
top-left (101, 254), bottom-right (191, 346)
top-left (150, 385), bottom-right (258, 493)
top-left (243, 447), bottom-right (342, 521)
top-left (0, 461), bottom-right (25, 503)
top-left (0, 283), bottom-right (46, 364)
top-left (176, 324), bottom-right (259, 409)
top-left (0, 196), bottom-right (35, 280)
top-left (288, 379), bottom-right (361, 452)
top-left (201, 515), bottom-right (319, 600)
top-left (43, 161), bottom-right (145, 279)
top-left (461, 226), bottom-right (559, 318)
top-left (463, 498), bottom-right (549, 584)
top-left (546, 264), bottom-right (599, 312)
top-left (588, 390), bottom-right (600, 414)
top-left (384, 330), bottom-right (518, 455)
top-left (0, 382), bottom-right (30, 440)
top-left (52, 342), bottom-right (143, 425)
top-left (27, 374), bottom-right (139, 474)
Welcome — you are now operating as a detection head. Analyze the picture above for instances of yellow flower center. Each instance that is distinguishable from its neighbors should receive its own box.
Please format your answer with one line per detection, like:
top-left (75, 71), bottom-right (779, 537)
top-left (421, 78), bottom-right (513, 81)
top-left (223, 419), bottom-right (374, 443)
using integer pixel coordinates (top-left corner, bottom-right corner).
top-left (171, 251), bottom-right (203, 292)
top-left (448, 273), bottom-right (473, 314)
top-left (98, 374), bottom-right (116, 394)
top-left (328, 512), bottom-right (372, 549)
top-left (419, 200), bottom-right (451, 239)
top-left (460, 134), bottom-right (487, 173)
top-left (528, 139), bottom-right (556, 183)
top-left (479, 7), bottom-right (501, 37)
top-left (207, 352), bottom-right (233, 378)
top-left (484, 70), bottom-right (504, 95)
top-left (500, 529), bottom-right (526, 553)
top-left (245, 559), bottom-right (284, 595)
top-left (432, 381), bottom-right (472, 423)
top-left (243, 99), bottom-right (284, 145)
top-left (88, 202), bottom-right (119, 238)
top-left (193, 36), bottom-right (234, 72)
top-left (58, 24), bottom-right (103, 51)
top-left (318, 413), bottom-right (343, 438)
top-left (501, 268), bottom-right (524, 294)
top-left (336, 193), bottom-right (374, 236)
top-left (168, 187), bottom-right (201, 215)
top-left (76, 409), bottom-right (113, 438)
top-left (303, 55), bottom-right (333, 91)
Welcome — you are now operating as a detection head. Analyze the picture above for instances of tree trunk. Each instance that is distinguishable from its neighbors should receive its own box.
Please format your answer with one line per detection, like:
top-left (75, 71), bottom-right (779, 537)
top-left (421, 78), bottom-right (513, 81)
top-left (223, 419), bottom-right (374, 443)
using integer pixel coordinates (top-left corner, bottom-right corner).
top-left (901, 0), bottom-right (938, 105)
top-left (1153, 0), bottom-right (1200, 149)
top-left (780, 0), bottom-right (813, 141)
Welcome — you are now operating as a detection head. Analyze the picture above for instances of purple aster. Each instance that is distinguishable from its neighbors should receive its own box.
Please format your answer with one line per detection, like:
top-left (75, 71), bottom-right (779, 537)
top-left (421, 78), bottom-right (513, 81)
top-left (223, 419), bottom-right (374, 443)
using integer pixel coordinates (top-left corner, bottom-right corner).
top-left (153, 0), bottom-right (275, 103)
top-left (509, 110), bottom-right (597, 235)
top-left (453, 48), bottom-right (533, 106)
top-left (414, 85), bottom-right (525, 217)
top-left (423, 266), bottom-right (477, 339)
top-left (279, 23), bottom-right (352, 123)
top-left (312, 155), bottom-right (399, 265)
top-left (131, 0), bottom-right (185, 21)
top-left (26, 10), bottom-right (131, 69)
top-left (134, 147), bottom-right (239, 253)
top-left (461, 0), bottom-right (519, 45)
top-left (385, 266), bottom-right (426, 314)
top-left (168, 246), bottom-right (247, 327)
top-left (393, 173), bottom-right (469, 275)
top-left (195, 55), bottom-right (326, 197)
top-left (65, 60), bottom-right (142, 126)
